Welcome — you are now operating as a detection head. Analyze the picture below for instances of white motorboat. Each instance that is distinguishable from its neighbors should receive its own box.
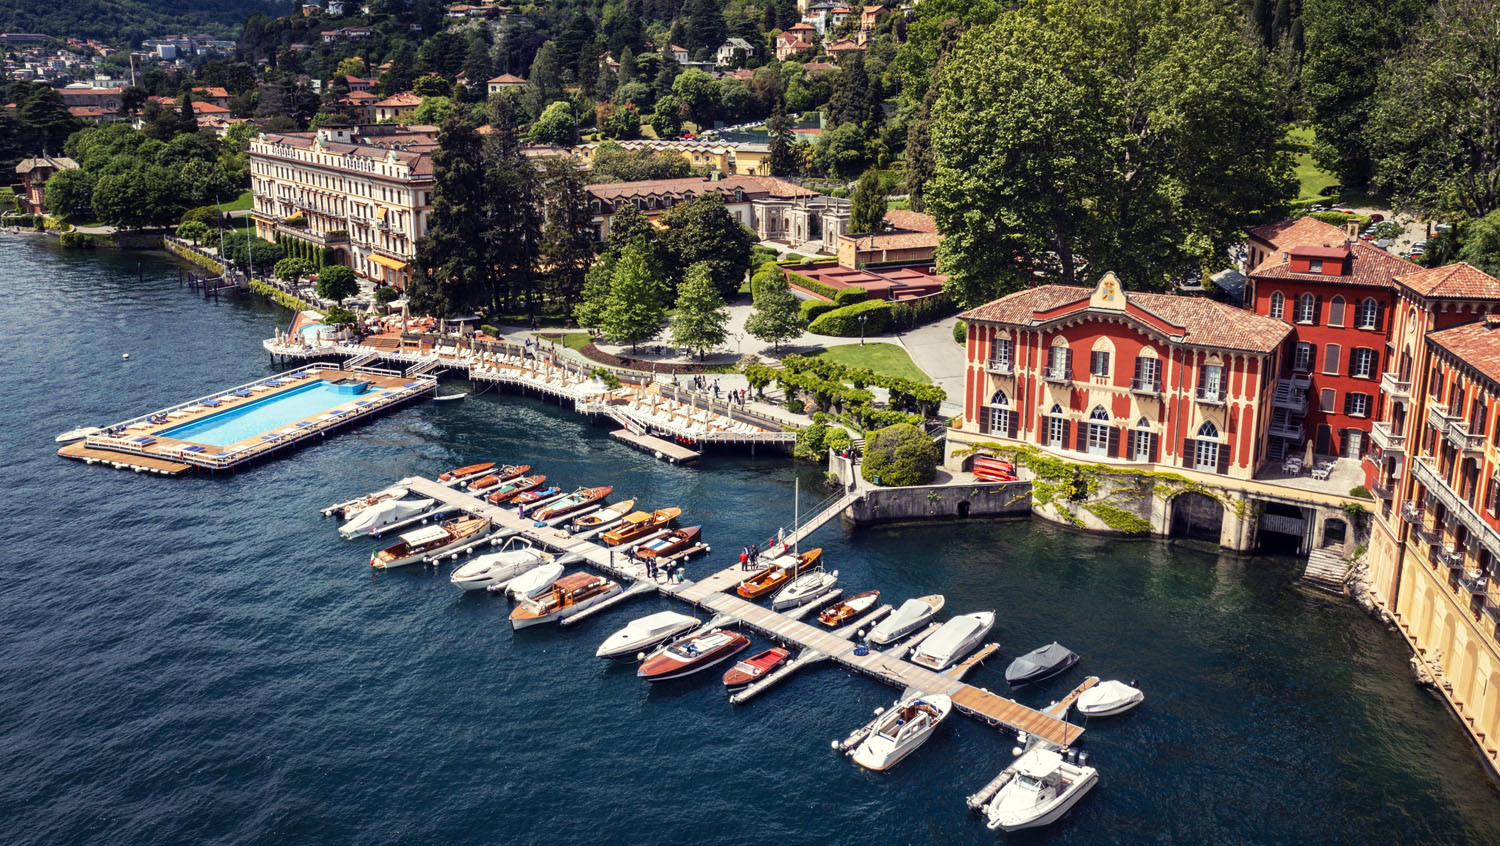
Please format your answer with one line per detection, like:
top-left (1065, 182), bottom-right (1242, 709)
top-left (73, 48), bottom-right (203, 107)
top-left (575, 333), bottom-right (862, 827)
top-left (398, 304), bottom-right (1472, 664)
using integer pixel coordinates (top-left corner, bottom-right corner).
top-left (910, 611), bottom-right (995, 670)
top-left (432, 393), bottom-right (467, 403)
top-left (867, 594), bottom-right (945, 646)
top-left (849, 693), bottom-right (952, 771)
top-left (1076, 680), bottom-right (1144, 717)
top-left (595, 611), bottom-right (701, 659)
top-left (504, 562), bottom-right (565, 600)
top-left (55, 426), bottom-right (103, 443)
top-left (984, 748), bottom-right (1098, 831)
top-left (509, 572), bottom-right (622, 629)
top-left (449, 539), bottom-right (551, 592)
top-left (338, 498), bottom-right (435, 538)
top-left (771, 569), bottom-right (839, 611)
top-left (328, 485), bottom-right (408, 519)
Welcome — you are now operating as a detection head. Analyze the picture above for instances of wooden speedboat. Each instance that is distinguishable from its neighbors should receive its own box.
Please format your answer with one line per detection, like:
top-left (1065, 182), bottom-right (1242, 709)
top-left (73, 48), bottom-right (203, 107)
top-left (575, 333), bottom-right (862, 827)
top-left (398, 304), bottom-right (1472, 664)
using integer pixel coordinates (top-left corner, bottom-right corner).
top-left (849, 693), bottom-right (953, 771)
top-left (449, 538), bottom-right (551, 591)
top-left (438, 461), bottom-right (495, 483)
top-left (771, 569), bottom-right (838, 611)
top-left (637, 526), bottom-right (701, 559)
top-left (571, 499), bottom-right (635, 533)
top-left (370, 516), bottom-right (490, 569)
top-left (596, 611), bottom-right (700, 660)
top-left (488, 474), bottom-right (545, 503)
top-left (329, 485), bottom-right (408, 519)
top-left (534, 486), bottom-right (614, 522)
top-left (637, 629), bottom-right (751, 682)
top-left (1076, 680), bottom-right (1144, 717)
top-left (867, 595), bottom-right (945, 645)
top-left (510, 485), bottom-right (561, 506)
top-left (1005, 642), bottom-right (1079, 686)
top-left (722, 647), bottom-right (790, 688)
top-left (736, 548), bottom-right (822, 600)
top-left (338, 497), bottom-right (435, 538)
top-left (509, 571), bottom-right (622, 629)
top-left (911, 611), bottom-right (995, 670)
top-left (818, 589), bottom-right (879, 627)
top-left (465, 464), bottom-right (530, 491)
top-left (602, 507), bottom-right (681, 546)
top-left (983, 748), bottom-right (1098, 831)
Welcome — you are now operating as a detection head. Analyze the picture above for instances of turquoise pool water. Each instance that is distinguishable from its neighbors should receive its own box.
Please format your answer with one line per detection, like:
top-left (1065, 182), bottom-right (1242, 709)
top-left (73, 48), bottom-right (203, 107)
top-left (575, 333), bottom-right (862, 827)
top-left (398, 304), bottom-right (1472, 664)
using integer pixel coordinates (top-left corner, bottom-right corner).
top-left (157, 381), bottom-right (367, 446)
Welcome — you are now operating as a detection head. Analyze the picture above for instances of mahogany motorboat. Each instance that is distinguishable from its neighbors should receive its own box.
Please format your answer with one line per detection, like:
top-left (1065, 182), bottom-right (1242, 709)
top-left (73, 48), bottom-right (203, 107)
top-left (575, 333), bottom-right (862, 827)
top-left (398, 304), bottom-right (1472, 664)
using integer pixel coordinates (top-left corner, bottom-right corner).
top-left (488, 474), bottom-right (545, 504)
top-left (636, 526), bottom-right (701, 559)
top-left (465, 464), bottom-right (530, 491)
top-left (736, 548), bottom-right (822, 600)
top-left (722, 647), bottom-right (791, 689)
top-left (637, 629), bottom-right (751, 682)
top-left (437, 462), bottom-right (495, 483)
top-left (601, 508), bottom-right (681, 546)
top-left (817, 589), bottom-right (880, 627)
top-left (534, 486), bottom-right (614, 522)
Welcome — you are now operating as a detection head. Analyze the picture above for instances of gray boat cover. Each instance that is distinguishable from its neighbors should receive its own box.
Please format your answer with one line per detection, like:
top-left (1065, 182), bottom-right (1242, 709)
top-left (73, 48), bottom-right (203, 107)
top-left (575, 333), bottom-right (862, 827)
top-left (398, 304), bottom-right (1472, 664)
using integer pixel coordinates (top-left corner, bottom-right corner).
top-left (1004, 642), bottom-right (1078, 683)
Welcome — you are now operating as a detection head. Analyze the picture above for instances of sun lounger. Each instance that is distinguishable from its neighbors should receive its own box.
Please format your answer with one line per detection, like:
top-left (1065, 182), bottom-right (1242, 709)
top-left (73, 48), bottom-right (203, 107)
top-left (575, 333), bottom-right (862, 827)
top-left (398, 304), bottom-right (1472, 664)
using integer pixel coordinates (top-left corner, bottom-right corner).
top-left (200, 399), bottom-right (221, 408)
top-left (131, 436), bottom-right (158, 446)
top-left (286, 372), bottom-right (310, 380)
top-left (295, 421), bottom-right (315, 429)
top-left (260, 434), bottom-right (281, 442)
top-left (249, 384), bottom-right (271, 393)
top-left (233, 389), bottom-right (252, 397)
top-left (264, 380), bottom-right (284, 387)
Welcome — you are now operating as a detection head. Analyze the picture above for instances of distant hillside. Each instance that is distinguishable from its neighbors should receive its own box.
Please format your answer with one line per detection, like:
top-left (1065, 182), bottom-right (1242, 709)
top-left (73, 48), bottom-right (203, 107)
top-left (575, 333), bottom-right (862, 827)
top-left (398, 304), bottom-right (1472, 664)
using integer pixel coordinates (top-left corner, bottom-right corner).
top-left (0, 0), bottom-right (288, 46)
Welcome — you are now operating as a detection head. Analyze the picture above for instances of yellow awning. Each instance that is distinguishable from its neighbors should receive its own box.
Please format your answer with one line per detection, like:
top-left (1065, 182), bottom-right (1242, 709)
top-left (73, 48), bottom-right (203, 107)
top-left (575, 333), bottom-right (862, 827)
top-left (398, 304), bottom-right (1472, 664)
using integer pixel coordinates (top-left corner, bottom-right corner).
top-left (376, 206), bottom-right (388, 221)
top-left (368, 253), bottom-right (407, 270)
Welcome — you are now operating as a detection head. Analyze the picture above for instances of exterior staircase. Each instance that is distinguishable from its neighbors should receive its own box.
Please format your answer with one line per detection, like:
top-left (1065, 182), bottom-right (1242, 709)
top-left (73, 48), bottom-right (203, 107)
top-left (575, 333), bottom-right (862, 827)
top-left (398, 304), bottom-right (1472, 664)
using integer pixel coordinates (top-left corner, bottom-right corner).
top-left (1300, 547), bottom-right (1351, 593)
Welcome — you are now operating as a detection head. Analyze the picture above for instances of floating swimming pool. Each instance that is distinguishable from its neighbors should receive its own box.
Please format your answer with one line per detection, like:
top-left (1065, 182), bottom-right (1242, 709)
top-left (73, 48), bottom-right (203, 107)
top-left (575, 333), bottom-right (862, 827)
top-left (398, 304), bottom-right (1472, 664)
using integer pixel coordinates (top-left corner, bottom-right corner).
top-left (157, 381), bottom-right (367, 447)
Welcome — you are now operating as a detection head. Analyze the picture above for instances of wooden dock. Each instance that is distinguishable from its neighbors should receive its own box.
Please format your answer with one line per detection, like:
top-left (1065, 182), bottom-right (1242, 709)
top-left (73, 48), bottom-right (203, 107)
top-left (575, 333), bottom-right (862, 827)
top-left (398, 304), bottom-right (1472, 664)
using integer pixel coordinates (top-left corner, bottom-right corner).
top-left (609, 429), bottom-right (702, 463)
top-left (397, 475), bottom-right (1084, 749)
top-left (57, 441), bottom-right (192, 475)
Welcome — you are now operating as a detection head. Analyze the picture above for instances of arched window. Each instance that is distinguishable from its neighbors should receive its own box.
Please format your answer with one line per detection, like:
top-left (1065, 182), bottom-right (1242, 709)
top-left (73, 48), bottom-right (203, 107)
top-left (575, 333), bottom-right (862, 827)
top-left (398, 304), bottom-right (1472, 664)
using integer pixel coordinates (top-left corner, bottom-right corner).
top-left (987, 390), bottom-right (1012, 437)
top-left (1193, 422), bottom-right (1221, 472)
top-left (1328, 295), bottom-right (1346, 327)
top-left (1046, 338), bottom-right (1072, 381)
top-left (1089, 337), bottom-right (1114, 379)
top-left (1298, 292), bottom-right (1317, 324)
top-left (1132, 348), bottom-right (1161, 394)
top-left (1358, 297), bottom-right (1379, 329)
top-left (1133, 416), bottom-right (1155, 462)
top-left (1047, 403), bottom-right (1066, 448)
top-left (1087, 405), bottom-right (1112, 456)
top-left (1269, 291), bottom-right (1284, 320)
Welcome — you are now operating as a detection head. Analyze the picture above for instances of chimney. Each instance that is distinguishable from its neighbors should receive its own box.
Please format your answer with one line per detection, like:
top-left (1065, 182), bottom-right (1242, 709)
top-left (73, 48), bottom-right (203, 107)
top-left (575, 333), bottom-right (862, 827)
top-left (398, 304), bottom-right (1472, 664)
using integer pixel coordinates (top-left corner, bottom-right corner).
top-left (1486, 314), bottom-right (1500, 330)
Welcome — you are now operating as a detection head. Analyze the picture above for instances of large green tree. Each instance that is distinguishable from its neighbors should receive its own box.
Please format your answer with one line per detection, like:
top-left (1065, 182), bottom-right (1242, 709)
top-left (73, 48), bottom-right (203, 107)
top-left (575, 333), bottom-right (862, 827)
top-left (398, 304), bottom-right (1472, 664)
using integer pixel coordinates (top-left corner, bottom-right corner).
top-left (766, 99), bottom-right (797, 177)
top-left (661, 193), bottom-right (753, 298)
top-left (407, 117), bottom-right (489, 316)
top-left (529, 101), bottom-right (577, 145)
top-left (316, 265), bottom-right (359, 302)
top-left (481, 116), bottom-right (542, 315)
top-left (849, 170), bottom-right (887, 234)
top-left (928, 0), bottom-right (1293, 304)
top-left (744, 269), bottom-right (803, 350)
top-left (600, 238), bottom-right (667, 349)
top-left (537, 157), bottom-right (596, 306)
top-left (44, 169), bottom-right (96, 221)
top-left (1368, 0), bottom-right (1500, 219)
top-left (670, 261), bottom-right (730, 357)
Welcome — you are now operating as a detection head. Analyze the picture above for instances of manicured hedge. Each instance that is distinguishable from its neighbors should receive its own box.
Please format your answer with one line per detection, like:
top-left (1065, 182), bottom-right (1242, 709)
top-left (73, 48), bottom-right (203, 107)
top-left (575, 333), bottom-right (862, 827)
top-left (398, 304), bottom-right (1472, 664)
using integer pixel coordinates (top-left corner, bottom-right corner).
top-left (952, 318), bottom-right (967, 344)
top-left (786, 270), bottom-right (840, 301)
top-left (800, 299), bottom-right (837, 324)
top-left (1306, 210), bottom-right (1370, 230)
top-left (833, 287), bottom-right (868, 306)
top-left (808, 299), bottom-right (891, 336)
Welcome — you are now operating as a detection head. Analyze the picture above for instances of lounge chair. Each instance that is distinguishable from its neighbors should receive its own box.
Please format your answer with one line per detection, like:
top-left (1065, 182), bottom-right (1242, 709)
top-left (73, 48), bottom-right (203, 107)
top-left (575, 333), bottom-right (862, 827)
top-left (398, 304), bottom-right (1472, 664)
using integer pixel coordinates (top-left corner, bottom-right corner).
top-left (233, 389), bottom-right (252, 397)
top-left (264, 380), bottom-right (284, 387)
top-left (200, 399), bottom-right (221, 408)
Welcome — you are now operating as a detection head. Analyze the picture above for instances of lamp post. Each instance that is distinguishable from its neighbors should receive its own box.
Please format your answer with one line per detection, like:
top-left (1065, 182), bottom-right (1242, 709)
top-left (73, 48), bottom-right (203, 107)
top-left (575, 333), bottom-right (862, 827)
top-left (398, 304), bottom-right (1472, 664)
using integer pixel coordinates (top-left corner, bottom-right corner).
top-left (857, 313), bottom-right (867, 346)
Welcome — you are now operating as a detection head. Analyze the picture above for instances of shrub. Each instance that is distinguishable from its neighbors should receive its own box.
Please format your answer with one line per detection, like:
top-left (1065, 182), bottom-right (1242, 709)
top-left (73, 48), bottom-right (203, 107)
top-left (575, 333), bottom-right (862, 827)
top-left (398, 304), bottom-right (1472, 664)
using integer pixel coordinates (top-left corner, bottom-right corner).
top-left (480, 324), bottom-right (500, 337)
top-left (1349, 486), bottom-right (1373, 501)
top-left (176, 220), bottom-right (211, 244)
top-left (861, 423), bottom-right (940, 487)
top-left (824, 427), bottom-right (852, 454)
top-left (181, 206), bottom-right (217, 226)
top-left (316, 265), bottom-right (358, 302)
top-left (786, 270), bottom-right (840, 300)
top-left (322, 305), bottom-right (359, 326)
top-left (786, 397), bottom-right (806, 413)
top-left (793, 422), bottom-right (831, 461)
top-left (274, 257), bottom-right (313, 282)
top-left (59, 231), bottom-right (94, 249)
top-left (1306, 210), bottom-right (1370, 230)
top-left (800, 299), bottom-right (837, 324)
top-left (750, 244), bottom-right (779, 266)
top-left (808, 300), bottom-right (891, 336)
top-left (952, 319), bottom-right (967, 345)
top-left (833, 287), bottom-right (869, 306)
top-left (374, 285), bottom-right (401, 305)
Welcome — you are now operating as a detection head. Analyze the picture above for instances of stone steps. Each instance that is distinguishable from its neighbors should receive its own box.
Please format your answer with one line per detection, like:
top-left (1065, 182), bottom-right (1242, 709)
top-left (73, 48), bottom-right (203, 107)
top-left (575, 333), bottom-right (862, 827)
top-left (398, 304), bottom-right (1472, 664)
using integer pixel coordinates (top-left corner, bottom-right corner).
top-left (1301, 547), bottom-right (1350, 593)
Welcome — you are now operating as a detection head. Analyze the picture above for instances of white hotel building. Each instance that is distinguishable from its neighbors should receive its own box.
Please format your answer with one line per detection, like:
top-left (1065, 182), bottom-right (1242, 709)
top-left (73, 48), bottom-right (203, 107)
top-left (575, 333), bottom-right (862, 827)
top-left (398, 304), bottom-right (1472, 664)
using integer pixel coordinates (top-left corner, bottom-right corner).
top-left (248, 124), bottom-right (437, 289)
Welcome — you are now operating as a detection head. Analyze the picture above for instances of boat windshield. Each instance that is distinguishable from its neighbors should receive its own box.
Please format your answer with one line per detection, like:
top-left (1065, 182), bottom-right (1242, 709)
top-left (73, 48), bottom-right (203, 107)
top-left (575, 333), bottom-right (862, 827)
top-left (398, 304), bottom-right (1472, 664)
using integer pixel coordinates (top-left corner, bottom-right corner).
top-left (1015, 774), bottom-right (1042, 791)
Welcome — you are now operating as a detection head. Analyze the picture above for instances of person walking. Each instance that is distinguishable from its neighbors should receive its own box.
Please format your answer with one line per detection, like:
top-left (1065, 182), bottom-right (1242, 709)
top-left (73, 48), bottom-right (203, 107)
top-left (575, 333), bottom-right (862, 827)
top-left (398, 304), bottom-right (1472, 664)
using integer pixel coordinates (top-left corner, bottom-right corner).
top-left (740, 546), bottom-right (750, 571)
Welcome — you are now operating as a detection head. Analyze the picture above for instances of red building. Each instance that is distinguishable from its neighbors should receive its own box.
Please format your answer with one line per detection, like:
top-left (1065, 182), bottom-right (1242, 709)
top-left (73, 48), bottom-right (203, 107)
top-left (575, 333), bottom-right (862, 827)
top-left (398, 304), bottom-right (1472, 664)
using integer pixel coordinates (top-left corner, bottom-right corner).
top-left (948, 273), bottom-right (1291, 479)
top-left (1245, 237), bottom-right (1421, 461)
top-left (14, 155), bottom-right (78, 214)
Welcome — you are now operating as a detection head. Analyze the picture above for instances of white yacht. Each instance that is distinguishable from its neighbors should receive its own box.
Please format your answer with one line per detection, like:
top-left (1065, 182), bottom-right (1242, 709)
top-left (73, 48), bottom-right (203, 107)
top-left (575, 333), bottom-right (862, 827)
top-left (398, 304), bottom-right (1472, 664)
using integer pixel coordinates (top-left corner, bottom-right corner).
top-left (984, 748), bottom-right (1098, 831)
top-left (1076, 680), bottom-right (1145, 717)
top-left (770, 569), bottom-right (839, 611)
top-left (849, 693), bottom-right (952, 771)
top-left (503, 562), bottom-right (565, 599)
top-left (595, 611), bottom-right (701, 659)
top-left (910, 611), bottom-right (994, 670)
top-left (867, 595), bottom-right (945, 646)
top-left (338, 498), bottom-right (435, 538)
top-left (449, 539), bottom-right (551, 592)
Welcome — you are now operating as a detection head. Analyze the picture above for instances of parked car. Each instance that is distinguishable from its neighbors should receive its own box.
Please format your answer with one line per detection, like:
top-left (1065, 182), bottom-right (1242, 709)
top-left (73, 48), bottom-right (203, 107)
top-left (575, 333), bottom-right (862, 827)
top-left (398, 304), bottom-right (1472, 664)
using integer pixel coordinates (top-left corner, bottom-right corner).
top-left (1368, 213), bottom-right (1385, 223)
top-left (1435, 222), bottom-right (1453, 232)
top-left (1310, 204), bottom-right (1328, 212)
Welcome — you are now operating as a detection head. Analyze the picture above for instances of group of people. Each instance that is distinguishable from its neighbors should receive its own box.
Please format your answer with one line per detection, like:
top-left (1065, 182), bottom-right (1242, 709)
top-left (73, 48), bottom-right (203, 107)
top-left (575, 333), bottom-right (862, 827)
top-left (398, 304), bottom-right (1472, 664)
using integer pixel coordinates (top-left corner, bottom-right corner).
top-left (738, 536), bottom-right (781, 570)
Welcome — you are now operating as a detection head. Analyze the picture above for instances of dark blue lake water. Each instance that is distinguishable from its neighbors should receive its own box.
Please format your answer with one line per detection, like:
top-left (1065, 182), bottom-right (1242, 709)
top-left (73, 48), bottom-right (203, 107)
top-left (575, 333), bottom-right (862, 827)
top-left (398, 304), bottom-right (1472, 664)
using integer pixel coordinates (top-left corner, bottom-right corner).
top-left (2, 233), bottom-right (1498, 845)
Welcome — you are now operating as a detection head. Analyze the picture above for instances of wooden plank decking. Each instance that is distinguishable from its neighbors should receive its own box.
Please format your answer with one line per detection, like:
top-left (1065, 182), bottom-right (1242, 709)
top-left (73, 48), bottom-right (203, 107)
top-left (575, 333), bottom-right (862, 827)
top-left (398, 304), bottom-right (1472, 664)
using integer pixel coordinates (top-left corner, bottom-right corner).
top-left (57, 441), bottom-right (192, 475)
top-left (609, 429), bottom-right (701, 463)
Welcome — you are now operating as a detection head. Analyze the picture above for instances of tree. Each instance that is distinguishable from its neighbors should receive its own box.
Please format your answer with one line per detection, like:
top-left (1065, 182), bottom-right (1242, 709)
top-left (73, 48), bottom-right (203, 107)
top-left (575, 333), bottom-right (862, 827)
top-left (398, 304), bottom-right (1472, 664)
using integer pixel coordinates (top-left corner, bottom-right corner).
top-left (336, 57), bottom-right (367, 78)
top-left (813, 123), bottom-right (867, 179)
top-left (537, 157), bottom-right (595, 305)
top-left (1456, 212), bottom-right (1500, 277)
top-left (413, 74), bottom-right (452, 98)
top-left (661, 193), bottom-right (753, 298)
top-left (381, 41), bottom-right (418, 95)
top-left (670, 262), bottom-right (730, 357)
top-left (408, 117), bottom-right (489, 316)
top-left (176, 220), bottom-right (212, 245)
top-left (91, 171), bottom-right (150, 228)
top-left (44, 169), bottom-right (96, 220)
top-left (1368, 0), bottom-right (1500, 219)
top-left (589, 142), bottom-right (691, 183)
top-left (574, 252), bottom-right (615, 328)
top-left (481, 117), bottom-right (542, 315)
top-left (745, 269), bottom-right (803, 349)
top-left (600, 238), bottom-right (667, 350)
top-left (766, 99), bottom-right (797, 176)
top-left (670, 68), bottom-right (719, 127)
top-left (598, 103), bottom-right (641, 139)
top-left (683, 0), bottom-right (727, 52)
top-left (849, 170), bottom-right (887, 234)
top-left (528, 41), bottom-right (564, 108)
top-left (274, 256), bottom-right (313, 281)
top-left (648, 94), bottom-right (682, 138)
top-left (413, 96), bottom-right (461, 126)
top-left (905, 17), bottom-right (963, 213)
top-left (928, 0), bottom-right (1294, 305)
top-left (861, 423), bottom-right (940, 486)
top-left (316, 264), bottom-right (359, 302)
top-left (529, 100), bottom-right (577, 145)
top-left (14, 84), bottom-right (81, 156)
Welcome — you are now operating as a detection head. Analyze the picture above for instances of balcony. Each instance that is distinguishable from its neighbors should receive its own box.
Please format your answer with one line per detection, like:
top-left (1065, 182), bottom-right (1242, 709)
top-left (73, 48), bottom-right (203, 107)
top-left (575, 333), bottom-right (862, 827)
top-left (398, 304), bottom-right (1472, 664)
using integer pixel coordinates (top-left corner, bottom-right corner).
top-left (1130, 377), bottom-right (1162, 396)
top-left (1269, 417), bottom-right (1304, 440)
top-left (371, 242), bottom-right (412, 263)
top-left (1446, 420), bottom-right (1484, 455)
top-left (1484, 598), bottom-right (1500, 623)
top-left (1416, 519), bottom-right (1445, 545)
top-left (1461, 571), bottom-right (1490, 594)
top-left (1442, 546), bottom-right (1466, 568)
top-left (276, 222), bottom-right (348, 247)
top-left (1401, 502), bottom-right (1423, 524)
top-left (1370, 421), bottom-right (1406, 454)
top-left (985, 357), bottom-right (1014, 376)
top-left (1429, 405), bottom-right (1458, 432)
top-left (1369, 476), bottom-right (1394, 500)
top-left (1043, 365), bottom-right (1071, 384)
top-left (1271, 377), bottom-right (1310, 414)
top-left (1381, 371), bottom-right (1411, 398)
top-left (1195, 384), bottom-right (1226, 405)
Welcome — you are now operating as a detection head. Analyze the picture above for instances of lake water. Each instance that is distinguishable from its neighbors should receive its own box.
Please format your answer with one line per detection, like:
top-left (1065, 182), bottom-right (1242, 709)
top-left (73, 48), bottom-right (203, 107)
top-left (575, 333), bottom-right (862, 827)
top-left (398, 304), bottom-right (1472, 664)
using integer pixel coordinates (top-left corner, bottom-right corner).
top-left (2, 232), bottom-right (1498, 844)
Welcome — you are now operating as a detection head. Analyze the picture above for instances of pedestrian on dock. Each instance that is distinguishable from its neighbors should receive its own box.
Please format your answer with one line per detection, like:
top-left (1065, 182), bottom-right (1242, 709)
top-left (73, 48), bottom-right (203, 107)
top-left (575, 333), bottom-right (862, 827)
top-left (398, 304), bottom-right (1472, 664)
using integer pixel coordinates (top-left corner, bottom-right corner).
top-left (740, 547), bottom-right (749, 570)
top-left (749, 543), bottom-right (759, 565)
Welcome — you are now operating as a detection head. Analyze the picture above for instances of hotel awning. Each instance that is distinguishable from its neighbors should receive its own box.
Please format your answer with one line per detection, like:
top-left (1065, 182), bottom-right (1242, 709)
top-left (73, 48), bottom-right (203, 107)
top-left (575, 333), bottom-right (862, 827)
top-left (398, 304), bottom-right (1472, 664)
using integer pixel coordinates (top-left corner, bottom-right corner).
top-left (368, 253), bottom-right (407, 271)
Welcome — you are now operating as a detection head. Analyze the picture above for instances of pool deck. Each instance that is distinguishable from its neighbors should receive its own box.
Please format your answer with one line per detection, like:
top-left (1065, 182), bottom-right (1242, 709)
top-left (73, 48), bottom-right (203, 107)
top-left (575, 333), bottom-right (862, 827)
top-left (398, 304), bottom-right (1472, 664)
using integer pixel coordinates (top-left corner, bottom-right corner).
top-left (59, 365), bottom-right (435, 475)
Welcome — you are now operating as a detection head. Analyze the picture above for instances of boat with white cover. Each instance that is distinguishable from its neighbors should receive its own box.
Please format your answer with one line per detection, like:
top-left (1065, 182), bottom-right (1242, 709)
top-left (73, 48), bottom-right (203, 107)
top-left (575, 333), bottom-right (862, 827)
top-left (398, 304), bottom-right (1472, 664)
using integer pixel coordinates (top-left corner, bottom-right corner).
top-left (449, 539), bottom-right (552, 592)
top-left (595, 611), bottom-right (701, 659)
top-left (867, 595), bottom-right (945, 646)
top-left (849, 693), bottom-right (952, 771)
top-left (329, 485), bottom-right (408, 519)
top-left (338, 498), bottom-right (436, 538)
top-left (983, 748), bottom-right (1098, 831)
top-left (1075, 679), bottom-right (1144, 717)
top-left (771, 569), bottom-right (838, 611)
top-left (504, 562), bottom-right (565, 599)
top-left (56, 426), bottom-right (103, 443)
top-left (910, 611), bottom-right (994, 670)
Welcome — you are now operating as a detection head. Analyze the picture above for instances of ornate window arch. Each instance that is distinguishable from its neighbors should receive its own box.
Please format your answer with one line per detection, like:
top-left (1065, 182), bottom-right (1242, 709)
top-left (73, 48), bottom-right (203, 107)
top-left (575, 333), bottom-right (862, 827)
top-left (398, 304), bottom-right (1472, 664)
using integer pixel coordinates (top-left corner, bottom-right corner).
top-left (1358, 297), bottom-right (1379, 329)
top-left (1193, 422), bottom-right (1221, 472)
top-left (1298, 292), bottom-right (1317, 323)
top-left (1269, 290), bottom-right (1285, 320)
top-left (1328, 295), bottom-right (1346, 327)
top-left (986, 390), bottom-right (1012, 437)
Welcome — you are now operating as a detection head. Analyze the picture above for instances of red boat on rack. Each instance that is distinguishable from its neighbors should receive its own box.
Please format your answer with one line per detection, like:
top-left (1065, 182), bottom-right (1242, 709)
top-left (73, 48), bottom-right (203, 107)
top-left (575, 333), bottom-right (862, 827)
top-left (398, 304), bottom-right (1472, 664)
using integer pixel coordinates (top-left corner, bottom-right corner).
top-left (636, 526), bottom-right (701, 559)
top-left (818, 590), bottom-right (880, 627)
top-left (637, 629), bottom-right (751, 682)
top-left (465, 464), bottom-right (530, 492)
top-left (534, 486), bottom-right (614, 521)
top-left (511, 485), bottom-right (562, 507)
top-left (437, 461), bottom-right (494, 483)
top-left (722, 647), bottom-right (791, 689)
top-left (488, 475), bottom-right (544, 504)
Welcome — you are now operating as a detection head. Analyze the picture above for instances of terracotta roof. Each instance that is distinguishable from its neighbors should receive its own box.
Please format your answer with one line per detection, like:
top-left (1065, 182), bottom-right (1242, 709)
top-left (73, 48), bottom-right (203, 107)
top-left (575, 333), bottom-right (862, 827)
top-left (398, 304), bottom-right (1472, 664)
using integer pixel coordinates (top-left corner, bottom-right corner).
top-left (1428, 318), bottom-right (1500, 386)
top-left (66, 105), bottom-right (115, 117)
top-left (1396, 263), bottom-right (1500, 300)
top-left (962, 284), bottom-right (1292, 353)
top-left (826, 39), bottom-right (863, 51)
top-left (1246, 216), bottom-right (1349, 250)
top-left (373, 92), bottom-right (422, 107)
top-left (746, 175), bottom-right (820, 198)
top-left (192, 101), bottom-right (230, 114)
top-left (802, 62), bottom-right (839, 72)
top-left (344, 90), bottom-right (377, 100)
top-left (883, 209), bottom-right (937, 233)
top-left (191, 86), bottom-right (229, 98)
top-left (1250, 240), bottom-right (1421, 290)
top-left (587, 175), bottom-right (771, 203)
top-left (1291, 244), bottom-right (1350, 260)
top-left (15, 155), bottom-right (77, 174)
top-left (487, 73), bottom-right (526, 84)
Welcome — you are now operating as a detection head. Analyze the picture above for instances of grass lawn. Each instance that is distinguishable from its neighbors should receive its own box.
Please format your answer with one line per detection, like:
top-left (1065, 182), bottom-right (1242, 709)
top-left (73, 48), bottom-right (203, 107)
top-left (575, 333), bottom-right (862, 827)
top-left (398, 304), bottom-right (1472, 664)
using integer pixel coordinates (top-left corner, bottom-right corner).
top-left (557, 332), bottom-right (592, 351)
top-left (809, 342), bottom-right (929, 383)
top-left (1287, 125), bottom-right (1339, 202)
top-left (221, 190), bottom-right (253, 212)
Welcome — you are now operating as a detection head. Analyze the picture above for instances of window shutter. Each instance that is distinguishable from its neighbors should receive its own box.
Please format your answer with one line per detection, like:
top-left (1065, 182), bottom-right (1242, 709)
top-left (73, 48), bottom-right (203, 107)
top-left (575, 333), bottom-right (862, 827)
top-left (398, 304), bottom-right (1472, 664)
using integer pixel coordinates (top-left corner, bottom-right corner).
top-left (1150, 433), bottom-right (1160, 463)
top-left (1313, 295), bottom-right (1322, 323)
top-left (1108, 427), bottom-right (1120, 458)
top-left (1060, 419), bottom-right (1072, 447)
top-left (1217, 443), bottom-right (1230, 475)
top-left (1183, 438), bottom-right (1196, 467)
top-left (1075, 421), bottom-right (1087, 452)
top-left (1007, 412), bottom-right (1018, 439)
top-left (1134, 357), bottom-right (1144, 382)
top-left (1065, 348), bottom-right (1074, 377)
top-left (1325, 344), bottom-right (1340, 374)
top-left (1102, 351), bottom-right (1111, 376)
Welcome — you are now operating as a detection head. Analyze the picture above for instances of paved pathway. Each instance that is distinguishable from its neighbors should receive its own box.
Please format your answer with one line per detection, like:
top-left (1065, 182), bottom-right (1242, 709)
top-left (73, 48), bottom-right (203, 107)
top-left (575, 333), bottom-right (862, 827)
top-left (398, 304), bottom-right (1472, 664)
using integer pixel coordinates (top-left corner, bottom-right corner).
top-left (894, 314), bottom-right (965, 417)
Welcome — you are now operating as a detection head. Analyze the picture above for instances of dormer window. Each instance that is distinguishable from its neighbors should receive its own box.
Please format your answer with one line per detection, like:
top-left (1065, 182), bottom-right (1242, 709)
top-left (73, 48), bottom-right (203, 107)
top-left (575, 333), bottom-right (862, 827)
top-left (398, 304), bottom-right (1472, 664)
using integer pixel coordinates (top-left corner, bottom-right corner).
top-left (1309, 260), bottom-right (1324, 273)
